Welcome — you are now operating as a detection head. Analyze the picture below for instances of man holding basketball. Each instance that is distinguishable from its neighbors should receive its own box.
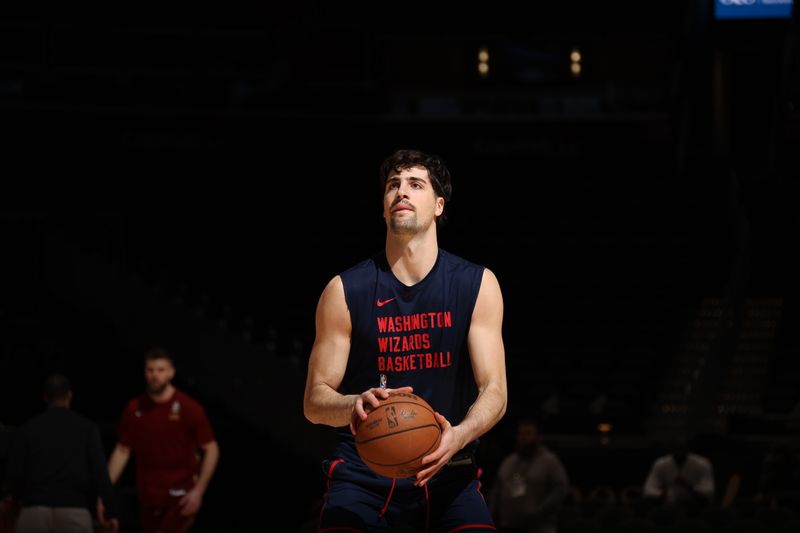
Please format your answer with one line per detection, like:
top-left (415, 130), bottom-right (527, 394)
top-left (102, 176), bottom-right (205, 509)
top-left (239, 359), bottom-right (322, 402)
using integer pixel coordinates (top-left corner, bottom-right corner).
top-left (304, 149), bottom-right (507, 531)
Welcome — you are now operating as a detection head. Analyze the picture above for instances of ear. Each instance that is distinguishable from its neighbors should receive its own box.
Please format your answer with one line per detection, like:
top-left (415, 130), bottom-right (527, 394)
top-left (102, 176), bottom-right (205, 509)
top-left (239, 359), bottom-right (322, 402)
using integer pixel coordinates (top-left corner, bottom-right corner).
top-left (436, 197), bottom-right (445, 217)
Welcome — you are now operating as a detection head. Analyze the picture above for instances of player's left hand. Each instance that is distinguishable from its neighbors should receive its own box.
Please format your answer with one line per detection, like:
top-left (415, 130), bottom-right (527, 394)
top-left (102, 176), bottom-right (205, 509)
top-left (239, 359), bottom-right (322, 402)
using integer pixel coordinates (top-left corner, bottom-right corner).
top-left (179, 488), bottom-right (203, 516)
top-left (415, 412), bottom-right (463, 487)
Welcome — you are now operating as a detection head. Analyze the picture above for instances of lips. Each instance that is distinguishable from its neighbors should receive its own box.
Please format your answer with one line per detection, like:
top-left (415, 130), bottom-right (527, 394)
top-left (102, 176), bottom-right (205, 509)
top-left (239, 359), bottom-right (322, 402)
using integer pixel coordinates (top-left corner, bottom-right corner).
top-left (392, 204), bottom-right (414, 213)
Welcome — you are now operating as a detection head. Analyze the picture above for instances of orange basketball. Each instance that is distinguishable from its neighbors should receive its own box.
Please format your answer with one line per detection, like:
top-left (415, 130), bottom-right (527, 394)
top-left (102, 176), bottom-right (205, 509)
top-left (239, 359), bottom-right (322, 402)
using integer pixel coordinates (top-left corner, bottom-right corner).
top-left (355, 392), bottom-right (442, 478)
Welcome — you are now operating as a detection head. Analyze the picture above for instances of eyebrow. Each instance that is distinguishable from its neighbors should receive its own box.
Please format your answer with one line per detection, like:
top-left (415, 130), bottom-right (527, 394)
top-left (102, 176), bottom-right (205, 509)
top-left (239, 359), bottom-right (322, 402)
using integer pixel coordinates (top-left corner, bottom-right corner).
top-left (387, 175), bottom-right (429, 184)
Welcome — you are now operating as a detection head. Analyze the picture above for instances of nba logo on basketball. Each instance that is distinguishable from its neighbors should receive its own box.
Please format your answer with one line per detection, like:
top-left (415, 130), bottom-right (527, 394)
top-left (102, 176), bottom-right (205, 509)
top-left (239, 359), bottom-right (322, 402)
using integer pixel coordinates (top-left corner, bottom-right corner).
top-left (355, 392), bottom-right (442, 478)
top-left (385, 406), bottom-right (398, 428)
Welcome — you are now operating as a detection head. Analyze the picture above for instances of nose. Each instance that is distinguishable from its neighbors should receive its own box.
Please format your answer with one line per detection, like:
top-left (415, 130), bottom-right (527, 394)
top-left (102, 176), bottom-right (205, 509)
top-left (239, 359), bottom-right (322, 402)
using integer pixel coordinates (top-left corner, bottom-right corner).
top-left (395, 181), bottom-right (411, 199)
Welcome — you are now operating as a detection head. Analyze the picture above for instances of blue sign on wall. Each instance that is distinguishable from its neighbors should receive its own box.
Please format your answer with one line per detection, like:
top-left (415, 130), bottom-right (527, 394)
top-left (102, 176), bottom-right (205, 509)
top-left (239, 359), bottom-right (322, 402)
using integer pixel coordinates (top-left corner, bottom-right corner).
top-left (715, 0), bottom-right (794, 19)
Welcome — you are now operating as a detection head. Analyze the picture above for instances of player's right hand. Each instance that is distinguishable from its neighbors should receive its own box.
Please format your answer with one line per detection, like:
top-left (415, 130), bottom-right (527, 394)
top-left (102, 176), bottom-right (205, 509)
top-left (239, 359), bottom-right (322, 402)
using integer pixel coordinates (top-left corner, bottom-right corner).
top-left (349, 386), bottom-right (413, 435)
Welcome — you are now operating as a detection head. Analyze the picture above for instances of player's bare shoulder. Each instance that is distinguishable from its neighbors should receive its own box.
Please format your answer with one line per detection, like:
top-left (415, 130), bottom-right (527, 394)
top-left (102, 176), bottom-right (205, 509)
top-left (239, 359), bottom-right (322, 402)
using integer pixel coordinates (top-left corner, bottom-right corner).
top-left (316, 275), bottom-right (350, 330)
top-left (479, 268), bottom-right (503, 300)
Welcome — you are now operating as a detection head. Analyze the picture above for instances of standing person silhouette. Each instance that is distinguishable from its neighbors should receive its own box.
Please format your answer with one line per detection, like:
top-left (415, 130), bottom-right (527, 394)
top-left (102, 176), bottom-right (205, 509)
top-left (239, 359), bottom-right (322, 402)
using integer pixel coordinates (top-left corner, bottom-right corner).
top-left (489, 418), bottom-right (569, 533)
top-left (5, 374), bottom-right (118, 533)
top-left (108, 348), bottom-right (219, 533)
top-left (643, 433), bottom-right (714, 514)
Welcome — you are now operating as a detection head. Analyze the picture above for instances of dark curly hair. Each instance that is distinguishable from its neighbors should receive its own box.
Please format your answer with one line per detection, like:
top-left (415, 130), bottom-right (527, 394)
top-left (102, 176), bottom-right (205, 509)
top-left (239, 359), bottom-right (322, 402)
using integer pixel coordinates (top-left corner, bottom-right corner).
top-left (379, 149), bottom-right (452, 224)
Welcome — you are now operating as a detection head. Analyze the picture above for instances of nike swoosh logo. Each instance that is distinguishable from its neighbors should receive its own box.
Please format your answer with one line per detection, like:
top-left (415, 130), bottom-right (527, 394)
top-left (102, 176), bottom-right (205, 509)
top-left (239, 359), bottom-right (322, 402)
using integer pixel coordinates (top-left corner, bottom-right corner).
top-left (376, 297), bottom-right (397, 307)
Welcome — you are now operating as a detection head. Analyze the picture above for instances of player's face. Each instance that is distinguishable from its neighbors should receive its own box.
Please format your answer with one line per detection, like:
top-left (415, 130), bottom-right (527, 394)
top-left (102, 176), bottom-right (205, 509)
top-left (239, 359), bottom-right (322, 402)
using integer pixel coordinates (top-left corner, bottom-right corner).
top-left (383, 166), bottom-right (444, 235)
top-left (144, 358), bottom-right (175, 394)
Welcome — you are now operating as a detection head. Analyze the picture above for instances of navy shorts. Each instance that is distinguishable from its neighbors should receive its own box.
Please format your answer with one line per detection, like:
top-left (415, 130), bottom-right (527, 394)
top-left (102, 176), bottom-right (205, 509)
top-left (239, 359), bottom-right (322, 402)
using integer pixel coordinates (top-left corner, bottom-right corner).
top-left (318, 445), bottom-right (495, 532)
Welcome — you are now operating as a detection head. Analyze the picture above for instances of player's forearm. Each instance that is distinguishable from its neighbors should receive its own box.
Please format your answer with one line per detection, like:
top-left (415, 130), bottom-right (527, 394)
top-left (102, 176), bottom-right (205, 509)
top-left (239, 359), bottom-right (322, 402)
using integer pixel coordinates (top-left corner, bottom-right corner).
top-left (304, 383), bottom-right (357, 427)
top-left (107, 445), bottom-right (130, 484)
top-left (194, 442), bottom-right (219, 493)
top-left (453, 380), bottom-right (507, 448)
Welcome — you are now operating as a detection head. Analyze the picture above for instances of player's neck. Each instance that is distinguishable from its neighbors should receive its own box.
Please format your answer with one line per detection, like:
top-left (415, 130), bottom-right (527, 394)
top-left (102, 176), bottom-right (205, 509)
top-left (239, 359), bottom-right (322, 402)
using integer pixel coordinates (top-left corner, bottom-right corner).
top-left (385, 232), bottom-right (438, 286)
top-left (149, 384), bottom-right (176, 403)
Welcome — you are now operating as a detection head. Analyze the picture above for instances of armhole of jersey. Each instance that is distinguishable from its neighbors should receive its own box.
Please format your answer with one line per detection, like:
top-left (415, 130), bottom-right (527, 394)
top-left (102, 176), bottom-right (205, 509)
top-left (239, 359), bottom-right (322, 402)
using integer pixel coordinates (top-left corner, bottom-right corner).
top-left (340, 274), bottom-right (353, 314)
top-left (340, 257), bottom-right (380, 324)
top-left (466, 266), bottom-right (485, 319)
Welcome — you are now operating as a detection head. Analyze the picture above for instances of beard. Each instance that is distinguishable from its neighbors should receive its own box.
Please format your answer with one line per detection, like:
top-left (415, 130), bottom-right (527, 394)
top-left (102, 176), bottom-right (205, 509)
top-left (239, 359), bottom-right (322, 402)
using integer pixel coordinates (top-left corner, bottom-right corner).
top-left (147, 382), bottom-right (168, 395)
top-left (389, 212), bottom-right (434, 235)
top-left (389, 215), bottom-right (418, 234)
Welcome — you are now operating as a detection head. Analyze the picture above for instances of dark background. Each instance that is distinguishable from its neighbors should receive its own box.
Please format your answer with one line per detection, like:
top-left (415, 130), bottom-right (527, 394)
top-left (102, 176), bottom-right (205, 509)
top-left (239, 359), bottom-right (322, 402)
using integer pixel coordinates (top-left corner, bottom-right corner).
top-left (1, 1), bottom-right (799, 530)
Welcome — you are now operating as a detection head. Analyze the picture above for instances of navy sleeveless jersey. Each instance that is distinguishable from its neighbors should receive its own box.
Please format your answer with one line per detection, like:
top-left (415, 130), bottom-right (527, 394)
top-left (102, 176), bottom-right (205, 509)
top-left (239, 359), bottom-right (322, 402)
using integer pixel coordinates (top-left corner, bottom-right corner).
top-left (338, 248), bottom-right (484, 437)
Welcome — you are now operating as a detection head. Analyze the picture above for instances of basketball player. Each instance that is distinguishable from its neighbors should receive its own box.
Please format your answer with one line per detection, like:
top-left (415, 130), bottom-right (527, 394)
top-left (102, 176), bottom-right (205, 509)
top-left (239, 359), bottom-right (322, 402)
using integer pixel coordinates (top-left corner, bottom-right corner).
top-left (107, 348), bottom-right (219, 533)
top-left (304, 149), bottom-right (507, 531)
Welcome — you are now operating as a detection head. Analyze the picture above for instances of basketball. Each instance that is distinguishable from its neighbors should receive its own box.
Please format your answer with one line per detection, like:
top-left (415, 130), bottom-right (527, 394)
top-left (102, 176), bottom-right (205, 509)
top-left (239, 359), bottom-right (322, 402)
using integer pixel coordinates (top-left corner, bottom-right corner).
top-left (355, 391), bottom-right (442, 478)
